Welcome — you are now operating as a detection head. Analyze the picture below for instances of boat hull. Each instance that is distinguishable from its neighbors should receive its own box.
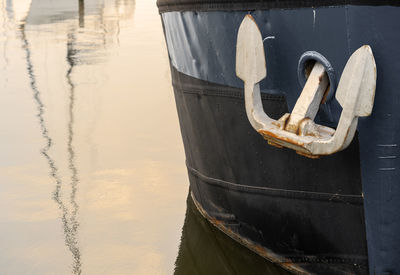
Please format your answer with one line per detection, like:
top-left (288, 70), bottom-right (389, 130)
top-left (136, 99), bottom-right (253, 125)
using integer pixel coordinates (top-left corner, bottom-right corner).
top-left (171, 66), bottom-right (367, 274)
top-left (158, 2), bottom-right (400, 274)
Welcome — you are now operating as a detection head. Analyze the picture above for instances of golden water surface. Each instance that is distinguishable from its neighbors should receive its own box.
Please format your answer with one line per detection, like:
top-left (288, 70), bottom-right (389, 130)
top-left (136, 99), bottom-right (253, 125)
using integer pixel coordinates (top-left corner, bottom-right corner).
top-left (0, 0), bottom-right (188, 274)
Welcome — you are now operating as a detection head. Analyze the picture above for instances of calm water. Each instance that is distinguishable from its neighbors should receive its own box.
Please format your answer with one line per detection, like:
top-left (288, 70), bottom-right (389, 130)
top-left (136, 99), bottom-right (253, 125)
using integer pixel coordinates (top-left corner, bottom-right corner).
top-left (0, 1), bottom-right (290, 274)
top-left (1, 0), bottom-right (187, 274)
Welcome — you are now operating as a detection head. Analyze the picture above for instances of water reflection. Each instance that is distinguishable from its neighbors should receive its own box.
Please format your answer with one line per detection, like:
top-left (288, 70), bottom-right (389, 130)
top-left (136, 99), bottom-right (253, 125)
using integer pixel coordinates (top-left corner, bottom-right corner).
top-left (79, 0), bottom-right (84, 28)
top-left (0, 0), bottom-right (191, 273)
top-left (175, 194), bottom-right (291, 275)
top-left (1, 0), bottom-right (10, 84)
top-left (17, 0), bottom-right (136, 274)
top-left (65, 30), bottom-right (81, 274)
top-left (19, 12), bottom-right (83, 275)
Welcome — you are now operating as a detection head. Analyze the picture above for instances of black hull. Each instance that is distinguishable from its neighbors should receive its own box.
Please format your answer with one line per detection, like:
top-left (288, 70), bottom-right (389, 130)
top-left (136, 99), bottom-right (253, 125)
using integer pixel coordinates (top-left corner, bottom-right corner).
top-left (159, 1), bottom-right (400, 274)
top-left (171, 67), bottom-right (368, 274)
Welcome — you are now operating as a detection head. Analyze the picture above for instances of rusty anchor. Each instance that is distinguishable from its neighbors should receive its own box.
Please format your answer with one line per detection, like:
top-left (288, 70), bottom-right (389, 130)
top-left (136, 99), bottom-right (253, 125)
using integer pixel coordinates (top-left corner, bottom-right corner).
top-left (236, 15), bottom-right (377, 158)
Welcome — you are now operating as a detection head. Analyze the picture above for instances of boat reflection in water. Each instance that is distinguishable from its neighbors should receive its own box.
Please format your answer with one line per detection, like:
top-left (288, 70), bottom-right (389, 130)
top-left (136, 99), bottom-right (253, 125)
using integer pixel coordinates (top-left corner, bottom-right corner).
top-left (175, 193), bottom-right (291, 275)
top-left (14, 0), bottom-right (135, 273)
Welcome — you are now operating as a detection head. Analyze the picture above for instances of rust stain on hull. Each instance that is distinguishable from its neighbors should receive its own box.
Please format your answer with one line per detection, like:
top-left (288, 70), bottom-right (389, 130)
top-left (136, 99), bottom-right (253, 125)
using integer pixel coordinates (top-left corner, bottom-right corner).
top-left (258, 129), bottom-right (305, 147)
top-left (295, 150), bottom-right (320, 159)
top-left (190, 192), bottom-right (312, 275)
top-left (258, 129), bottom-right (322, 159)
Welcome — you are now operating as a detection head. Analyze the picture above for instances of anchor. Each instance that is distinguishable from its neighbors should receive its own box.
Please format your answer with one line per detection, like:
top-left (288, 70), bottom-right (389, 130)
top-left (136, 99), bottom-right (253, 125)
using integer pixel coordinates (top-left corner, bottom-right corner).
top-left (236, 15), bottom-right (377, 158)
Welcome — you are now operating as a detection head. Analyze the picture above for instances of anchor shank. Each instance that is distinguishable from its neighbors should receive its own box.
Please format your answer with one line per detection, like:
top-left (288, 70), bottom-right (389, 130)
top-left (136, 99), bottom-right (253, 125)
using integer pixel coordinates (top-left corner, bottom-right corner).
top-left (285, 62), bottom-right (328, 134)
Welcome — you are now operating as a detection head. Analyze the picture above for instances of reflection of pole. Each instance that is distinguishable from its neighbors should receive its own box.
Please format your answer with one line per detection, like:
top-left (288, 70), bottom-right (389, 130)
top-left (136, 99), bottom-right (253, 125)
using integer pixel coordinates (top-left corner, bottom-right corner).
top-left (20, 19), bottom-right (82, 275)
top-left (5, 0), bottom-right (13, 20)
top-left (78, 0), bottom-right (84, 28)
top-left (66, 31), bottom-right (81, 275)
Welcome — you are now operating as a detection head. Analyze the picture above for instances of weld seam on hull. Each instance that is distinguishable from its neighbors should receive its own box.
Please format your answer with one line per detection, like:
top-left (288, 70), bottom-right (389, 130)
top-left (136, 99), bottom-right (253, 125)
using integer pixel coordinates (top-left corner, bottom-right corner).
top-left (280, 256), bottom-right (368, 264)
top-left (172, 79), bottom-right (285, 101)
top-left (187, 164), bottom-right (363, 205)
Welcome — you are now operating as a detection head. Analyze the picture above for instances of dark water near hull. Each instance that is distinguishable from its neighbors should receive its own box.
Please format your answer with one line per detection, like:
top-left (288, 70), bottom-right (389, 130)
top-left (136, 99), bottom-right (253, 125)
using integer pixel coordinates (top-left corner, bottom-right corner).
top-left (0, 0), bottom-right (288, 274)
top-left (175, 195), bottom-right (291, 275)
